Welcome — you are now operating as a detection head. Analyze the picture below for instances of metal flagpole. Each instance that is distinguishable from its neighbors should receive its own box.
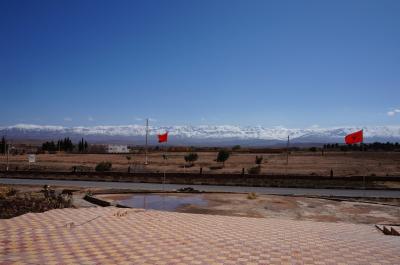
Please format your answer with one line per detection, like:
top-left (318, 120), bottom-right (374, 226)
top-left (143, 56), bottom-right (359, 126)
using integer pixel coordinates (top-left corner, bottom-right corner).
top-left (163, 137), bottom-right (167, 191)
top-left (362, 129), bottom-right (366, 196)
top-left (145, 118), bottom-right (149, 165)
top-left (4, 129), bottom-right (9, 171)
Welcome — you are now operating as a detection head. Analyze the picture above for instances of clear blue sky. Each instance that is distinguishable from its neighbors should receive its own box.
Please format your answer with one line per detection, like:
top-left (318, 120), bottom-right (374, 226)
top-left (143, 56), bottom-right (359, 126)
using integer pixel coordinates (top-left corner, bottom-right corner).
top-left (1, 0), bottom-right (399, 127)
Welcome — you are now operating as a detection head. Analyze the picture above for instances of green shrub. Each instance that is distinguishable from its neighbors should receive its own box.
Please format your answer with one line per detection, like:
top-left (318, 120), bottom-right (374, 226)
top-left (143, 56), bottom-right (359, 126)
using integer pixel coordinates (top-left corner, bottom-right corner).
top-left (255, 155), bottom-right (263, 165)
top-left (95, 161), bottom-right (112, 172)
top-left (216, 149), bottom-right (230, 167)
top-left (184, 153), bottom-right (199, 165)
top-left (247, 165), bottom-right (261, 174)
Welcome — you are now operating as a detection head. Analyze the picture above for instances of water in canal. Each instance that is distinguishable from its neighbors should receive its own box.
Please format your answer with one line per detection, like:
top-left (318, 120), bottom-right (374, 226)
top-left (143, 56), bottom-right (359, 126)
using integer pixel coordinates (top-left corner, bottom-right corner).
top-left (117, 194), bottom-right (208, 211)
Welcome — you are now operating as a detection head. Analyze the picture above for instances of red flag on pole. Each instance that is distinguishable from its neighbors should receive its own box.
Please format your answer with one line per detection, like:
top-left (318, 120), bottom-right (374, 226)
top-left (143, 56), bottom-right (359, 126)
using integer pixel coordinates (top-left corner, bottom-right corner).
top-left (345, 130), bottom-right (363, 144)
top-left (157, 132), bottom-right (168, 143)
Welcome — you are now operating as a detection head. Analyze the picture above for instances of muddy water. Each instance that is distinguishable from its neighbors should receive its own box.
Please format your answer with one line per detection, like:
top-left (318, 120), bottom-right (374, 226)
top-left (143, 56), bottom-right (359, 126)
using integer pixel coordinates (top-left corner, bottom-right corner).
top-left (117, 194), bottom-right (208, 211)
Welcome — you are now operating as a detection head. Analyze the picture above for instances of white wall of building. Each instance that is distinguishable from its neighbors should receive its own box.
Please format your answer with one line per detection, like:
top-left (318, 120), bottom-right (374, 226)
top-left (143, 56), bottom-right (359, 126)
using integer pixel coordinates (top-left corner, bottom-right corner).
top-left (107, 145), bottom-right (129, 153)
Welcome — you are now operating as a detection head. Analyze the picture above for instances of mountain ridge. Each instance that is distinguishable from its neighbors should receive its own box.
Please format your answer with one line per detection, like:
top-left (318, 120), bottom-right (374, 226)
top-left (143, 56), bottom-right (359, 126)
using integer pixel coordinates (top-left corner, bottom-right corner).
top-left (1, 124), bottom-right (400, 146)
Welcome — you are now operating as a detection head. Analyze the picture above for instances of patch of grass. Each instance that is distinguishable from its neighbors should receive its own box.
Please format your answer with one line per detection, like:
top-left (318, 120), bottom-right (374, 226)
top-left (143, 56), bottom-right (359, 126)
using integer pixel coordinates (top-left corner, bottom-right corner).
top-left (247, 192), bottom-right (258, 200)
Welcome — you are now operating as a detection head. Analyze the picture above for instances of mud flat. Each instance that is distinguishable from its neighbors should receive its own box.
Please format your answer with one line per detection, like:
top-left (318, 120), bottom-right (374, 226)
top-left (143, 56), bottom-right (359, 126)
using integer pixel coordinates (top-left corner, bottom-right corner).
top-left (97, 192), bottom-right (400, 224)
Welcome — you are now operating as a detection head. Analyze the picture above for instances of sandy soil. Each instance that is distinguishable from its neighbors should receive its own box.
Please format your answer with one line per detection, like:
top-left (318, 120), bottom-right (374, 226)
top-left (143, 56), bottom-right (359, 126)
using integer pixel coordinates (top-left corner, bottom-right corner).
top-left (1, 151), bottom-right (400, 176)
top-left (98, 192), bottom-right (400, 224)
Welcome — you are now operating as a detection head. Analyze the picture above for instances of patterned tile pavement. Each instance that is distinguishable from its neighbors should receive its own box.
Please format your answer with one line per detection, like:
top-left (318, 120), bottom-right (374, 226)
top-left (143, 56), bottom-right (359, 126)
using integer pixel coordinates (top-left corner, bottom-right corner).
top-left (0, 207), bottom-right (399, 264)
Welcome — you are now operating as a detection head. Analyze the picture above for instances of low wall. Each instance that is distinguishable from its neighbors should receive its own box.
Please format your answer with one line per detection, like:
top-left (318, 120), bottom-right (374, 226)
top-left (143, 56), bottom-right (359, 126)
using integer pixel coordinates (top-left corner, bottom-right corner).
top-left (1, 171), bottom-right (400, 189)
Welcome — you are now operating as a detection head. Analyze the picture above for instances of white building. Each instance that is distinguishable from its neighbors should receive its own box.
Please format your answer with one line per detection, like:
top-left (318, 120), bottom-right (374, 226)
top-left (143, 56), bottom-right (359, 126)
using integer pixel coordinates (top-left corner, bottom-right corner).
top-left (107, 145), bottom-right (129, 153)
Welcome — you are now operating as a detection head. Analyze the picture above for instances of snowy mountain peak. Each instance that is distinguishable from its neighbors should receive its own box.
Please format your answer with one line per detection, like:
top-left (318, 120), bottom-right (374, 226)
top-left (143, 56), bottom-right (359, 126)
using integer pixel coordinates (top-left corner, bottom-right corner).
top-left (1, 124), bottom-right (400, 145)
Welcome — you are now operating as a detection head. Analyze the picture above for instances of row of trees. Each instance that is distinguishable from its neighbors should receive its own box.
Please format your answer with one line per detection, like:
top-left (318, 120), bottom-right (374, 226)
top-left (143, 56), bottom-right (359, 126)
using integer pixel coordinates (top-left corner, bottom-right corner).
top-left (322, 142), bottom-right (400, 152)
top-left (78, 138), bottom-right (89, 152)
top-left (42, 138), bottom-right (88, 153)
top-left (0, 137), bottom-right (6, 154)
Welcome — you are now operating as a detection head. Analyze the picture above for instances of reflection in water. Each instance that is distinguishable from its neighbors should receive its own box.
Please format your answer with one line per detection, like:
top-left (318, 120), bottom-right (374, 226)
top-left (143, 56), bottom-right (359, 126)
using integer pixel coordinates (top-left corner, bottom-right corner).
top-left (117, 194), bottom-right (207, 211)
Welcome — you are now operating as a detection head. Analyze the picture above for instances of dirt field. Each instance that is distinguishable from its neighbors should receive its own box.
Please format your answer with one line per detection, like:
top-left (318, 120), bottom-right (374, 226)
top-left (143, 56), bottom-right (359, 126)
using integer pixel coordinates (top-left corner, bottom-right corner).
top-left (1, 151), bottom-right (400, 176)
top-left (99, 192), bottom-right (400, 224)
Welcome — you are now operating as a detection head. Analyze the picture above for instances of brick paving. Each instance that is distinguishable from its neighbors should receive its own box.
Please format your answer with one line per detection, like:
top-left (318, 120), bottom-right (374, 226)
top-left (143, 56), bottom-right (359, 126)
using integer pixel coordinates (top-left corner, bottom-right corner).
top-left (0, 207), bottom-right (399, 264)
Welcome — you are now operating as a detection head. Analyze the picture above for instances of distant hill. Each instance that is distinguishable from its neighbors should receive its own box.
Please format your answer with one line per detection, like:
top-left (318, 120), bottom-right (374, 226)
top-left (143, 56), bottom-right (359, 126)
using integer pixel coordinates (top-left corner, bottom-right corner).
top-left (1, 124), bottom-right (400, 146)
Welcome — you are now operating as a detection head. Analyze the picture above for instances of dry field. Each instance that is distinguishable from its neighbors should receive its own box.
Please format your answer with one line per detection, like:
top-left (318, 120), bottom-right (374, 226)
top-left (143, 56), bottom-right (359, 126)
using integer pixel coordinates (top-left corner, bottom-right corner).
top-left (1, 151), bottom-right (400, 176)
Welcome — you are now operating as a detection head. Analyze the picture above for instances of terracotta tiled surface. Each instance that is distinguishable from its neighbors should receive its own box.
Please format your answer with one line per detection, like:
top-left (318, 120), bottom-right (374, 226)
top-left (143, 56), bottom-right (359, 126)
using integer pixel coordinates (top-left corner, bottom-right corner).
top-left (0, 207), bottom-right (399, 264)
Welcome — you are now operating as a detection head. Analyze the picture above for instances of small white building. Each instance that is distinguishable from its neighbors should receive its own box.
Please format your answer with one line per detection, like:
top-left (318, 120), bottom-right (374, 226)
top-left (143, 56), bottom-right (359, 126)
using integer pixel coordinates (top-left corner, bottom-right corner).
top-left (107, 145), bottom-right (129, 153)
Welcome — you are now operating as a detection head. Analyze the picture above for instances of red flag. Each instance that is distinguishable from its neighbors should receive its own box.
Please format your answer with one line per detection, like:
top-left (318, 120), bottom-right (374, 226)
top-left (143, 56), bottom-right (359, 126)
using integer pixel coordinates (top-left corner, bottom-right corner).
top-left (345, 130), bottom-right (363, 144)
top-left (157, 132), bottom-right (168, 143)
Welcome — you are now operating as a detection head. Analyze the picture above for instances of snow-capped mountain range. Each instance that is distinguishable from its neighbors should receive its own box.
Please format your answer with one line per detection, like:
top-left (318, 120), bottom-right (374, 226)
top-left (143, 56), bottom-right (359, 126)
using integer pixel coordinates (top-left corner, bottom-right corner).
top-left (1, 124), bottom-right (400, 146)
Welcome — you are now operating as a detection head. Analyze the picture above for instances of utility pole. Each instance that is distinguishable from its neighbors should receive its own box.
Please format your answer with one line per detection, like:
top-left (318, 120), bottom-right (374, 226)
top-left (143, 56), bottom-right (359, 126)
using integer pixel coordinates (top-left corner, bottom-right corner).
top-left (286, 135), bottom-right (290, 165)
top-left (163, 139), bottom-right (167, 191)
top-left (144, 118), bottom-right (149, 165)
top-left (361, 129), bottom-right (365, 196)
top-left (6, 139), bottom-right (9, 171)
top-left (285, 135), bottom-right (289, 176)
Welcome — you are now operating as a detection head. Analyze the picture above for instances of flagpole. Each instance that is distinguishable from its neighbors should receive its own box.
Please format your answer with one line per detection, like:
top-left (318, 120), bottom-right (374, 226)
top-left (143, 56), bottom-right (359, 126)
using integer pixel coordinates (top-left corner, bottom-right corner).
top-left (163, 134), bottom-right (168, 192)
top-left (157, 131), bottom-right (168, 191)
top-left (362, 128), bottom-right (365, 195)
top-left (163, 141), bottom-right (166, 192)
top-left (345, 129), bottom-right (366, 196)
top-left (145, 118), bottom-right (149, 165)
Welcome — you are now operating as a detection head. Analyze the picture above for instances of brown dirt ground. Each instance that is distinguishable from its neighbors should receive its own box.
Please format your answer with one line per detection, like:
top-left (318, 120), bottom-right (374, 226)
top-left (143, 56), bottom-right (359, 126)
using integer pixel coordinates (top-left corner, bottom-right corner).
top-left (1, 151), bottom-right (400, 176)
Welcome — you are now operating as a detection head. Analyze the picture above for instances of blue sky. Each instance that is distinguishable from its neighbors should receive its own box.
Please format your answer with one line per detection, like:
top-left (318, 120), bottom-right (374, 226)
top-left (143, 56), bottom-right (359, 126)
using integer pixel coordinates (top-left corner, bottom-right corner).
top-left (1, 0), bottom-right (399, 128)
